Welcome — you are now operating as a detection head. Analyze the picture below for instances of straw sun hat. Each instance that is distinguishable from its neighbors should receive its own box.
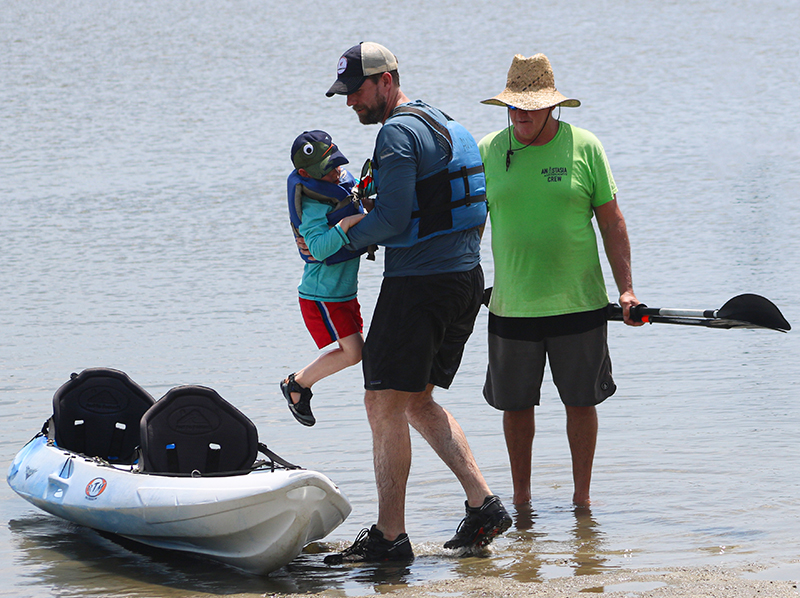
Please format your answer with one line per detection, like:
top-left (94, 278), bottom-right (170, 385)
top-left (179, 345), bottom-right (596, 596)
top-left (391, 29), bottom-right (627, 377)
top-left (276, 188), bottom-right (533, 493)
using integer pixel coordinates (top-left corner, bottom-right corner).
top-left (482, 54), bottom-right (580, 111)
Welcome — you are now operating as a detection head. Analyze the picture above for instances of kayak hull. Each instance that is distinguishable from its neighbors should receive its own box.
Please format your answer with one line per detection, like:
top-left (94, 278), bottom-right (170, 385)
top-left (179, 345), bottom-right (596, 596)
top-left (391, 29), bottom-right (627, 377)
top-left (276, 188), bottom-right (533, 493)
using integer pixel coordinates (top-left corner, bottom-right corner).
top-left (7, 434), bottom-right (351, 574)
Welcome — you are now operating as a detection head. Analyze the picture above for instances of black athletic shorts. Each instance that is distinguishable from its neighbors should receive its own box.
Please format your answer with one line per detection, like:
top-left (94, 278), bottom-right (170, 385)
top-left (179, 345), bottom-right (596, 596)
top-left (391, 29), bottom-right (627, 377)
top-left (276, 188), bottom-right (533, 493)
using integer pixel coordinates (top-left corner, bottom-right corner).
top-left (362, 265), bottom-right (484, 393)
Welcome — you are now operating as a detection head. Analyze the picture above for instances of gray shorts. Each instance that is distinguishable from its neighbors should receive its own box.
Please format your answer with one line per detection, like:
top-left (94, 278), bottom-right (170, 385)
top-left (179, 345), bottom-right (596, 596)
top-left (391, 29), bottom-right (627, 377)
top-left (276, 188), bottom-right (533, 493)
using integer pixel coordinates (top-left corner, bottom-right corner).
top-left (483, 323), bottom-right (616, 410)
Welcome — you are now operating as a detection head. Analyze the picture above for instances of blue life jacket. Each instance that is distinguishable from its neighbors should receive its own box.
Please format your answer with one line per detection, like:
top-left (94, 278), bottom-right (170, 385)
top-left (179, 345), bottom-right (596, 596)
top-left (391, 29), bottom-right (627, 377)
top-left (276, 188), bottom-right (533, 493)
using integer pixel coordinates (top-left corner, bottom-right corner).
top-left (286, 169), bottom-right (367, 265)
top-left (373, 105), bottom-right (488, 248)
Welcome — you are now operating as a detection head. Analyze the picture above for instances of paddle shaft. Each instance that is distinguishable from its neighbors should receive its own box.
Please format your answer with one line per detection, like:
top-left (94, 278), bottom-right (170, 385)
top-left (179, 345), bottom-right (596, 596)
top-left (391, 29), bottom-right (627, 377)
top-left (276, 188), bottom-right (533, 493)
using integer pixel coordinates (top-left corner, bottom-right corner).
top-left (606, 299), bottom-right (789, 331)
top-left (631, 305), bottom-right (718, 320)
top-left (483, 287), bottom-right (790, 331)
top-left (607, 305), bottom-right (754, 328)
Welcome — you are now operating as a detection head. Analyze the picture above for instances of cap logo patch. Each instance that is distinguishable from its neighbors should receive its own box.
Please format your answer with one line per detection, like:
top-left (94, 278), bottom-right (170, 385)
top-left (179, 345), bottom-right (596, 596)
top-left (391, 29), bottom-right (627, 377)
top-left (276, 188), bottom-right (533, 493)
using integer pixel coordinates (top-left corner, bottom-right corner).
top-left (337, 57), bottom-right (348, 75)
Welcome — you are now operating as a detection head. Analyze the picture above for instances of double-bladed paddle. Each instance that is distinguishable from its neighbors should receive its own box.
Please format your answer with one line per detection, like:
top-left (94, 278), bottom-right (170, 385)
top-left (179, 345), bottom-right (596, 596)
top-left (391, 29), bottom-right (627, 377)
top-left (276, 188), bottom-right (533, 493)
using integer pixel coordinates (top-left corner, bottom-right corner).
top-left (607, 294), bottom-right (791, 332)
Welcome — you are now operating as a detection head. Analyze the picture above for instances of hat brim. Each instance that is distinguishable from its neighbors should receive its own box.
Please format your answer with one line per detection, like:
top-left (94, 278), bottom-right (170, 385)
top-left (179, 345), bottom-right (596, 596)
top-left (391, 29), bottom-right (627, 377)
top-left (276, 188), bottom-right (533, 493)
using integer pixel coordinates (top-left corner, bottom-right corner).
top-left (326, 76), bottom-right (367, 97)
top-left (326, 152), bottom-right (349, 171)
top-left (305, 151), bottom-right (349, 179)
top-left (481, 90), bottom-right (581, 111)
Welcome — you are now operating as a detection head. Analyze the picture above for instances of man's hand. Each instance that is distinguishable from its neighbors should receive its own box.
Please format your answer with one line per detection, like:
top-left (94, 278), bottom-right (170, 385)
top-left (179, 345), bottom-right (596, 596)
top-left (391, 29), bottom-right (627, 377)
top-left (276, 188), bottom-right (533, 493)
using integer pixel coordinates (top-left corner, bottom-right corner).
top-left (338, 213), bottom-right (366, 233)
top-left (295, 235), bottom-right (317, 262)
top-left (619, 291), bottom-right (644, 326)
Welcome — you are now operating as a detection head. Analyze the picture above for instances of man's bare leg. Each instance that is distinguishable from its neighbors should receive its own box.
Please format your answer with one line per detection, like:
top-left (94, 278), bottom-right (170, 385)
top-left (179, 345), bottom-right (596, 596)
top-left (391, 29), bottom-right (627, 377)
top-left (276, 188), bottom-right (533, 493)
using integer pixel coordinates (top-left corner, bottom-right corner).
top-left (566, 405), bottom-right (597, 507)
top-left (405, 384), bottom-right (492, 507)
top-left (364, 388), bottom-right (412, 541)
top-left (503, 406), bottom-right (535, 505)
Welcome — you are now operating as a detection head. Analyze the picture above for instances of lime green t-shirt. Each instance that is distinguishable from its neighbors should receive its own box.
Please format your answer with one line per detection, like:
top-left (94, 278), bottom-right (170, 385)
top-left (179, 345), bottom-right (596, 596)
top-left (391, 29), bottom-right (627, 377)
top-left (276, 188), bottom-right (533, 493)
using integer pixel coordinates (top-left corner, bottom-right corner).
top-left (479, 122), bottom-right (617, 318)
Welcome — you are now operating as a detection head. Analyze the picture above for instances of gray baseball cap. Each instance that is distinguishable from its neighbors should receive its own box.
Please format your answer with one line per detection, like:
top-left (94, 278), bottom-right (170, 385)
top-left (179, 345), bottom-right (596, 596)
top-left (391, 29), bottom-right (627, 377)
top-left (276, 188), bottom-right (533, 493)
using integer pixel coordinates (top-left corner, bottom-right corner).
top-left (326, 42), bottom-right (398, 97)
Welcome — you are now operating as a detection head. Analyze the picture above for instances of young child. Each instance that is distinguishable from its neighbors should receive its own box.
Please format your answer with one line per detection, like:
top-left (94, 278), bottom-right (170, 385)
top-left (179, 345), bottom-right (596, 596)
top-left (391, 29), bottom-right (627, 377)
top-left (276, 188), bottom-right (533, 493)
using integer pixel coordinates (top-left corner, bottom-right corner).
top-left (281, 130), bottom-right (366, 426)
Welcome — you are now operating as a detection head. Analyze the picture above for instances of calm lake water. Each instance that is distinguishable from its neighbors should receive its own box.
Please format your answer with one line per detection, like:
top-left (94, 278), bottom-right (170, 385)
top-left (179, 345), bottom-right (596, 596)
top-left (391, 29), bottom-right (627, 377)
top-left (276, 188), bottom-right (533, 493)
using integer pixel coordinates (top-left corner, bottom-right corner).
top-left (2, 0), bottom-right (799, 596)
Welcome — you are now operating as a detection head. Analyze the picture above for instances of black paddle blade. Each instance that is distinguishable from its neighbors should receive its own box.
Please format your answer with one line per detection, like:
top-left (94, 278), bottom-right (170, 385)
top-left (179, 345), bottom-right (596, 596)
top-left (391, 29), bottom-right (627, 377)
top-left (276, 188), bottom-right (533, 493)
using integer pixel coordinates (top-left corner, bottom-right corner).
top-left (716, 294), bottom-right (791, 332)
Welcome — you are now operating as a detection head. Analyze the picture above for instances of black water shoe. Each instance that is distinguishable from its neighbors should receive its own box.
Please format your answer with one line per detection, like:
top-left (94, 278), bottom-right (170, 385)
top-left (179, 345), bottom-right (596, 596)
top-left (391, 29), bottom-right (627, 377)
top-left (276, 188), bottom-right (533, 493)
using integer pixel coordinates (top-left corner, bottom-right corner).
top-left (324, 525), bottom-right (414, 564)
top-left (444, 495), bottom-right (512, 550)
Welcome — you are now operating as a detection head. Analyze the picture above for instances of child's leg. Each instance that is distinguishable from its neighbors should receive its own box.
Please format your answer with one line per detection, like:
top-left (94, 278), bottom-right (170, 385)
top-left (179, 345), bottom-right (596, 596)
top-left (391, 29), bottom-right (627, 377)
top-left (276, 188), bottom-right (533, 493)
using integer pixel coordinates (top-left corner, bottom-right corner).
top-left (288, 332), bottom-right (363, 404)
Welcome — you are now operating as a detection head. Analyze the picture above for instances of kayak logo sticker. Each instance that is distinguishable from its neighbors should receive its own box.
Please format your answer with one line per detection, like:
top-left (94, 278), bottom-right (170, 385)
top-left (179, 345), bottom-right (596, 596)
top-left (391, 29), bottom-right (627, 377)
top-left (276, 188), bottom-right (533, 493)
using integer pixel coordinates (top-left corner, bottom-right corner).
top-left (85, 477), bottom-right (107, 499)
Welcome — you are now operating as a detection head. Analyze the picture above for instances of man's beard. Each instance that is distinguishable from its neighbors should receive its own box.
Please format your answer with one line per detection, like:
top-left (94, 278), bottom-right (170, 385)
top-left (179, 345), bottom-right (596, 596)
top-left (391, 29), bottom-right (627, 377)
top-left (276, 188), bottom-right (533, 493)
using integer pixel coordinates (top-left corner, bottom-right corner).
top-left (357, 96), bottom-right (387, 125)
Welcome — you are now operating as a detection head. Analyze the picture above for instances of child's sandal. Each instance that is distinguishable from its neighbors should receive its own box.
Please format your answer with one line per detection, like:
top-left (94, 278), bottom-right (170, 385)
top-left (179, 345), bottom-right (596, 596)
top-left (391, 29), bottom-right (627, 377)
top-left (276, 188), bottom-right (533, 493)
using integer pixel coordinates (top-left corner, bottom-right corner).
top-left (280, 373), bottom-right (315, 426)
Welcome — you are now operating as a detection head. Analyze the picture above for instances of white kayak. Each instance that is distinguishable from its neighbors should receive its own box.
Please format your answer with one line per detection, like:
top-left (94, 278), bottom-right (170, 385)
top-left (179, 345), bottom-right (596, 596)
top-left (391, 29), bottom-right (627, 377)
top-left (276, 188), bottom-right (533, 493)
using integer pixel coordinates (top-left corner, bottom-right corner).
top-left (8, 432), bottom-right (351, 574)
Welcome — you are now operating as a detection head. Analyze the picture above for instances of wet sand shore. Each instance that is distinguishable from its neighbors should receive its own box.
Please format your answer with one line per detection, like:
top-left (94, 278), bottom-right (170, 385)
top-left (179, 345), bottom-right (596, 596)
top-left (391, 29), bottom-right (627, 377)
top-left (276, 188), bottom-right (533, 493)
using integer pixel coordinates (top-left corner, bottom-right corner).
top-left (263, 562), bottom-right (800, 598)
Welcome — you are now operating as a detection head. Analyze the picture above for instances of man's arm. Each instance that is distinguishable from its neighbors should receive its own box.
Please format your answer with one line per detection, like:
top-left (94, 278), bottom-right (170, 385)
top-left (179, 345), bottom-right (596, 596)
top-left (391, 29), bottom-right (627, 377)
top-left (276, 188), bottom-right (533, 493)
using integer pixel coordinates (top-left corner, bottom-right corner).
top-left (345, 124), bottom-right (419, 250)
top-left (594, 196), bottom-right (642, 326)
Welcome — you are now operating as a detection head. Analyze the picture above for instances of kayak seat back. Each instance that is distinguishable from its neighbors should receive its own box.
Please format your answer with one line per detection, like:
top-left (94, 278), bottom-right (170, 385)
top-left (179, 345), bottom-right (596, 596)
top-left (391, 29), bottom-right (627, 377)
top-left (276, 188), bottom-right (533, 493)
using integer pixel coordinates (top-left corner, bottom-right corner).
top-left (139, 385), bottom-right (258, 475)
top-left (52, 368), bottom-right (156, 463)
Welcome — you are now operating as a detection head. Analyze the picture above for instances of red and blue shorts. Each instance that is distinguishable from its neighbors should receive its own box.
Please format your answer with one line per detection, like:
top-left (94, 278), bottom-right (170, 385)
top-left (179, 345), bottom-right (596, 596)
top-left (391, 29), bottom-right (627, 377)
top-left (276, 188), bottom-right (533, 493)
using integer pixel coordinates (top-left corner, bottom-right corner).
top-left (299, 297), bottom-right (363, 349)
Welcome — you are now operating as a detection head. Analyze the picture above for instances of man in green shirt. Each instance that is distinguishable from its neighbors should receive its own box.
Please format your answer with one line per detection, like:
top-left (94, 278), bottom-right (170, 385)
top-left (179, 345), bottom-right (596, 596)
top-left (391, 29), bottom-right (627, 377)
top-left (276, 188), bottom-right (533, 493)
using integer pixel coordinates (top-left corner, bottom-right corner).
top-left (479, 54), bottom-right (642, 507)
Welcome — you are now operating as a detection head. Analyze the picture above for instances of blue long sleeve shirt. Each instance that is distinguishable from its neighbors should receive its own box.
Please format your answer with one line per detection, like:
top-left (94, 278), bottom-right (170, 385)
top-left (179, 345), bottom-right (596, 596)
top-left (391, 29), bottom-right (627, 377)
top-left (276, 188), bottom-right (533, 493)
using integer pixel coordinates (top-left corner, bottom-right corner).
top-left (345, 100), bottom-right (481, 277)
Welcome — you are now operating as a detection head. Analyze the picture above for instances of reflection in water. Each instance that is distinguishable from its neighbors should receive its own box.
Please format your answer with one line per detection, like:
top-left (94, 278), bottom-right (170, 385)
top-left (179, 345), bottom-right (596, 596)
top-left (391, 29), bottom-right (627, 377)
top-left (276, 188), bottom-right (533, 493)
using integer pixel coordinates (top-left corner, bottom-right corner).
top-left (570, 506), bottom-right (608, 576)
top-left (349, 562), bottom-right (414, 594)
top-left (7, 515), bottom-right (351, 597)
top-left (10, 514), bottom-right (428, 597)
top-left (466, 504), bottom-right (612, 583)
top-left (512, 501), bottom-right (537, 531)
top-left (451, 503), bottom-right (548, 583)
top-left (10, 506), bottom-right (613, 596)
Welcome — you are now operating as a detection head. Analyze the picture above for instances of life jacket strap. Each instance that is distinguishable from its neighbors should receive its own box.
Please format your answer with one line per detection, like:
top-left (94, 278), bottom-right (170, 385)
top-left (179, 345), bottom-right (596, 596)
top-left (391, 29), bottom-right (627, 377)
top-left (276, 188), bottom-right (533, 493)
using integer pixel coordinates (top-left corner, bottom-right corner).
top-left (411, 193), bottom-right (487, 219)
top-left (410, 163), bottom-right (487, 218)
top-left (392, 106), bottom-right (486, 219)
top-left (391, 105), bottom-right (452, 145)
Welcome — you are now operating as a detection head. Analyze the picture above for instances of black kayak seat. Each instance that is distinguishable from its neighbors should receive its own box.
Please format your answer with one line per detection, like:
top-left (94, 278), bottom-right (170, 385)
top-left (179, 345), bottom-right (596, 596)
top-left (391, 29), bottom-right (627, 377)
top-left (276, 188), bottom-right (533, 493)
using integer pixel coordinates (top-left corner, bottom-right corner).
top-left (139, 385), bottom-right (258, 475)
top-left (52, 368), bottom-right (156, 463)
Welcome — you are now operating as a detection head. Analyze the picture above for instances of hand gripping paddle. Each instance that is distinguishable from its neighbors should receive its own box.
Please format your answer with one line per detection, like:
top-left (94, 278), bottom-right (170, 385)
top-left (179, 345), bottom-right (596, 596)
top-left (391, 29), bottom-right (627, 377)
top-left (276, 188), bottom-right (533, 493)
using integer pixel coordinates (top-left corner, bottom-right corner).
top-left (607, 294), bottom-right (791, 332)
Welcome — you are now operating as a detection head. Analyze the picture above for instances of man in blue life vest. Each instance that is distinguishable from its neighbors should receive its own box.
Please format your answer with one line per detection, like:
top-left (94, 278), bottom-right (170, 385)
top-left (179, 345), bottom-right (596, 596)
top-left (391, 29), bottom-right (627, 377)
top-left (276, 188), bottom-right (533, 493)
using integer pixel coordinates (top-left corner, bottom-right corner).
top-left (322, 42), bottom-right (511, 564)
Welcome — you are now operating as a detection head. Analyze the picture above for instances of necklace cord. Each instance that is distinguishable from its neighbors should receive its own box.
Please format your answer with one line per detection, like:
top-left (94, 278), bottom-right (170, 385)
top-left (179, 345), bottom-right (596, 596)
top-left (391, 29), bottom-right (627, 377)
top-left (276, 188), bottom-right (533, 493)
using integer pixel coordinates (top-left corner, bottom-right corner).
top-left (506, 106), bottom-right (558, 171)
